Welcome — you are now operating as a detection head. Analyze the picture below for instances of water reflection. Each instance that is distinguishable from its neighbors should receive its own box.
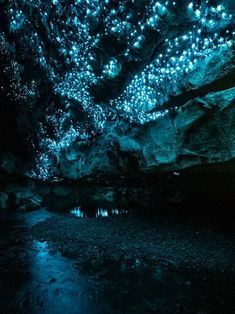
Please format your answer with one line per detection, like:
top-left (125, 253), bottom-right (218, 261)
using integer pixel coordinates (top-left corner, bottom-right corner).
top-left (0, 208), bottom-right (234, 314)
top-left (28, 240), bottom-right (96, 313)
top-left (96, 208), bottom-right (108, 217)
top-left (71, 206), bottom-right (128, 218)
top-left (71, 207), bottom-right (87, 218)
top-left (34, 240), bottom-right (48, 259)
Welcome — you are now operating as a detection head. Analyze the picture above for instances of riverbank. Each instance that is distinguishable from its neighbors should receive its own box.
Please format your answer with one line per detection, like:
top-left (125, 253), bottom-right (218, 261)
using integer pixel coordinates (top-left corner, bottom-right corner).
top-left (0, 206), bottom-right (234, 313)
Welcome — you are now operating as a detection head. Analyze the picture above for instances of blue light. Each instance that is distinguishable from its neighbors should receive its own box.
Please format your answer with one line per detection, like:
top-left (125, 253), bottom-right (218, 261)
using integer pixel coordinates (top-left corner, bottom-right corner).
top-left (5, 0), bottom-right (234, 179)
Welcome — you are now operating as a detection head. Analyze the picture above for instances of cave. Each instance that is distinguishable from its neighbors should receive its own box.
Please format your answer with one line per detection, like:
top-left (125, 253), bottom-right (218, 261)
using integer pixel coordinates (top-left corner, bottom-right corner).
top-left (0, 1), bottom-right (235, 313)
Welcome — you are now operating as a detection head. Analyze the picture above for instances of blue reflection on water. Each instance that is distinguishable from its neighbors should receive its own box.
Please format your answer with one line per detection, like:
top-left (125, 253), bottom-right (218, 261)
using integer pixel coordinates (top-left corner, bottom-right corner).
top-left (71, 207), bottom-right (86, 218)
top-left (70, 206), bottom-right (128, 218)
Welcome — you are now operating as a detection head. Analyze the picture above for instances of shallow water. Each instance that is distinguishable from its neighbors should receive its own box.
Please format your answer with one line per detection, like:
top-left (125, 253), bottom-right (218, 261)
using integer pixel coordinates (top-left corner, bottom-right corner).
top-left (0, 207), bottom-right (234, 314)
top-left (0, 209), bottom-right (109, 314)
top-left (70, 206), bottom-right (128, 218)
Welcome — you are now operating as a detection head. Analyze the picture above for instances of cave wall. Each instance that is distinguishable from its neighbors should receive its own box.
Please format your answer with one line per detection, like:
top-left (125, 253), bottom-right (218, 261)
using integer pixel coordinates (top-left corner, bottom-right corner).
top-left (0, 0), bottom-right (234, 181)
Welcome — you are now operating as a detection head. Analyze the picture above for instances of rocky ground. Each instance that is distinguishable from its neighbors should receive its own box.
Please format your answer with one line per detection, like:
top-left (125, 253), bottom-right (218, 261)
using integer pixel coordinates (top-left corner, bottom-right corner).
top-left (0, 202), bottom-right (234, 314)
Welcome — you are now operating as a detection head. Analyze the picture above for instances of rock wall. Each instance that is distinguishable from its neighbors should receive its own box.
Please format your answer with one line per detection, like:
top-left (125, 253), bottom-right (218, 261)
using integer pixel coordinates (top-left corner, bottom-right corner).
top-left (58, 86), bottom-right (235, 179)
top-left (57, 45), bottom-right (235, 179)
top-left (0, 0), bottom-right (234, 181)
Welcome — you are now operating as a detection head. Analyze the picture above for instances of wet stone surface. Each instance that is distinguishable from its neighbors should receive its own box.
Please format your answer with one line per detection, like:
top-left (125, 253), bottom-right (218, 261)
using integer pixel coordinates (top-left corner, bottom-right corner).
top-left (0, 207), bottom-right (234, 314)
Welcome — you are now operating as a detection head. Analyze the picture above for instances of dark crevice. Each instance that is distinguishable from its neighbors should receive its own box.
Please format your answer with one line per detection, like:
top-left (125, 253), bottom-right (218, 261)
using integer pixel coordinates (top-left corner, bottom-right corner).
top-left (149, 67), bottom-right (235, 113)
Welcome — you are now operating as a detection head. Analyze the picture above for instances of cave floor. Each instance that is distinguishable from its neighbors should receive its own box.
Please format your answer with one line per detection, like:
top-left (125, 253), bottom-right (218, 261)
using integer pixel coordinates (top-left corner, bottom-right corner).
top-left (0, 206), bottom-right (234, 314)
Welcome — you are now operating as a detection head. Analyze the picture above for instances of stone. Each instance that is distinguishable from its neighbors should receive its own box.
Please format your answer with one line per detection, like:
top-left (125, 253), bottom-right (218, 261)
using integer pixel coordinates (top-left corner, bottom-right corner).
top-left (143, 87), bottom-right (235, 172)
top-left (118, 136), bottom-right (142, 153)
top-left (6, 185), bottom-right (43, 210)
top-left (0, 1), bottom-right (235, 182)
top-left (15, 189), bottom-right (43, 210)
top-left (0, 191), bottom-right (9, 209)
top-left (53, 45), bottom-right (235, 180)
top-left (0, 153), bottom-right (17, 174)
top-left (57, 86), bottom-right (235, 179)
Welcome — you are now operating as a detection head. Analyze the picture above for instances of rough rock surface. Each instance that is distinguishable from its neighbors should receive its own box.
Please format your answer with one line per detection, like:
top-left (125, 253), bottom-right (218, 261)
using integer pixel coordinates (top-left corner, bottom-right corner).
top-left (52, 46), bottom-right (235, 180)
top-left (59, 86), bottom-right (235, 179)
top-left (0, 192), bottom-right (9, 209)
top-left (144, 86), bottom-right (235, 172)
top-left (0, 1), bottom-right (234, 181)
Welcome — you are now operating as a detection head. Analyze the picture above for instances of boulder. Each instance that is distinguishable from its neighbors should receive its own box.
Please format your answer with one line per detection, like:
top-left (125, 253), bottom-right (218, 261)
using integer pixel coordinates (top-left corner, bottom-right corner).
top-left (5, 185), bottom-right (43, 210)
top-left (0, 192), bottom-right (9, 209)
top-left (0, 153), bottom-right (17, 174)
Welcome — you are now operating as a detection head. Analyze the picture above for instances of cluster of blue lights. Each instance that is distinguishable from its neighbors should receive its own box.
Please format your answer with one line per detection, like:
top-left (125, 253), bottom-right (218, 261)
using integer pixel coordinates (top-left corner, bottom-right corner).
top-left (5, 0), bottom-right (234, 179)
top-left (112, 30), bottom-right (233, 122)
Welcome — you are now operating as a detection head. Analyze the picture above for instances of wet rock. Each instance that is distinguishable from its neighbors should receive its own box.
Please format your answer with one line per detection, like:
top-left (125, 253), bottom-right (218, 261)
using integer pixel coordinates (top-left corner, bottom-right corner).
top-left (0, 0), bottom-right (234, 185)
top-left (0, 191), bottom-right (9, 209)
top-left (163, 46), bottom-right (235, 110)
top-left (143, 87), bottom-right (235, 172)
top-left (0, 153), bottom-right (18, 174)
top-left (6, 185), bottom-right (43, 210)
top-left (118, 136), bottom-right (142, 153)
top-left (224, 0), bottom-right (235, 11)
top-left (56, 86), bottom-right (235, 179)
top-left (59, 136), bottom-right (116, 179)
